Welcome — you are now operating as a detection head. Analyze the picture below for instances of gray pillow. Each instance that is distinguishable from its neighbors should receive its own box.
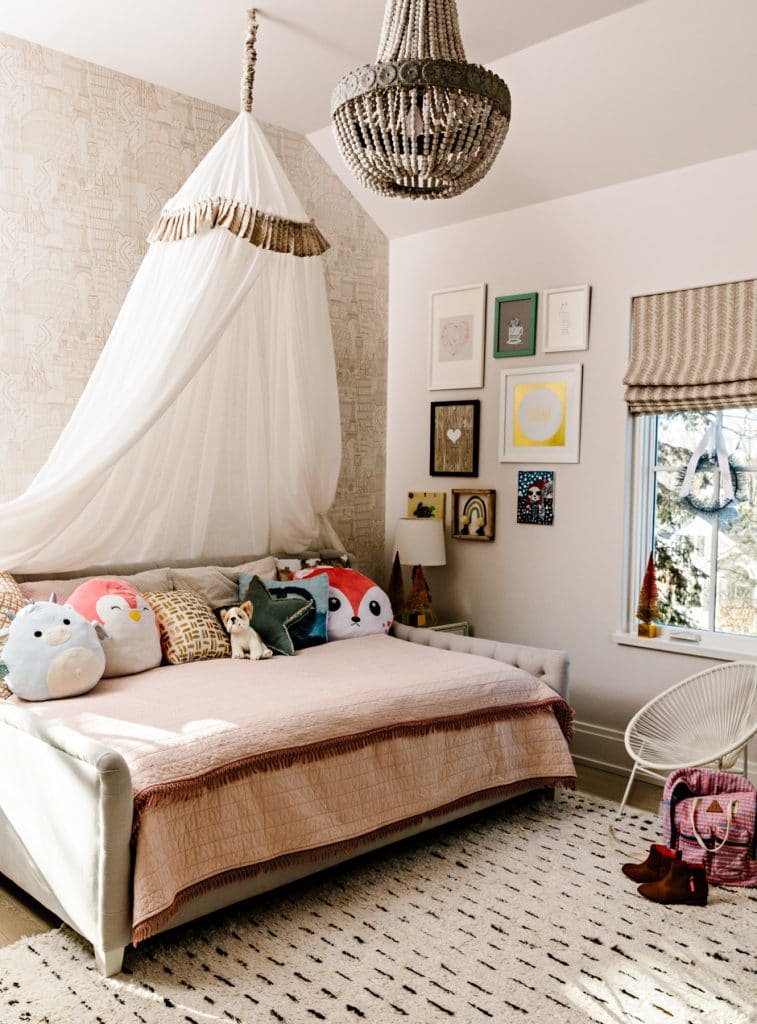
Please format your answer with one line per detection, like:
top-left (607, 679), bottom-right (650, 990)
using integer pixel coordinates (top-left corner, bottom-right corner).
top-left (20, 567), bottom-right (173, 603)
top-left (170, 556), bottom-right (276, 609)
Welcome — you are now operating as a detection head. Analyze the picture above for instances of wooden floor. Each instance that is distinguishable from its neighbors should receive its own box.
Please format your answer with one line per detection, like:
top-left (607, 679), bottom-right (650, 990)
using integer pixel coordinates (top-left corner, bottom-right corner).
top-left (0, 764), bottom-right (662, 951)
top-left (0, 874), bottom-right (58, 948)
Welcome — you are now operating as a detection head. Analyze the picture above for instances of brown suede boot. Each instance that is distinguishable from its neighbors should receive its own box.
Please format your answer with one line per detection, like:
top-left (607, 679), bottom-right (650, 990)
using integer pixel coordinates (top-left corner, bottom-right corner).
top-left (622, 844), bottom-right (681, 883)
top-left (638, 859), bottom-right (708, 906)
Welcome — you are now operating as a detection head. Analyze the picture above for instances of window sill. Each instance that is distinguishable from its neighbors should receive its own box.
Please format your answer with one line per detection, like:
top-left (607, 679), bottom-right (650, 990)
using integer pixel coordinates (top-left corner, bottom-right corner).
top-left (611, 631), bottom-right (757, 663)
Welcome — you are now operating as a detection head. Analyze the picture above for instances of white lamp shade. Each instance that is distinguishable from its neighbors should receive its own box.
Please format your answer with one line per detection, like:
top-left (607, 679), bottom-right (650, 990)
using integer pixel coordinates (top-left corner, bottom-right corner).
top-left (395, 517), bottom-right (446, 567)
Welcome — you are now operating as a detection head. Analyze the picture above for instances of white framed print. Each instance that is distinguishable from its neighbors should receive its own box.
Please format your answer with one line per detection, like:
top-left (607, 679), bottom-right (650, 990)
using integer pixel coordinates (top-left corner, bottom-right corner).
top-left (428, 283), bottom-right (486, 390)
top-left (543, 284), bottom-right (591, 353)
top-left (499, 363), bottom-right (583, 463)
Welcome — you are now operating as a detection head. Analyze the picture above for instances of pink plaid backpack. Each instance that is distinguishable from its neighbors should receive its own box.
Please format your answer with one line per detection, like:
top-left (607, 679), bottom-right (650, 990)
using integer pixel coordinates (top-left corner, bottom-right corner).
top-left (662, 767), bottom-right (757, 886)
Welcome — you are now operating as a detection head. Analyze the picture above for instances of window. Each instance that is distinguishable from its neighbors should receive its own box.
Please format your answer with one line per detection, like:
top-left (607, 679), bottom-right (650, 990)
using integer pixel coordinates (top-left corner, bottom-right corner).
top-left (628, 407), bottom-right (757, 648)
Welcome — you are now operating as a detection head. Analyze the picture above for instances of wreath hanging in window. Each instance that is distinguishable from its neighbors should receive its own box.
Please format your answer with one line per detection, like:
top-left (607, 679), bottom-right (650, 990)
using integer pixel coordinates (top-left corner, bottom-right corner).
top-left (677, 421), bottom-right (747, 518)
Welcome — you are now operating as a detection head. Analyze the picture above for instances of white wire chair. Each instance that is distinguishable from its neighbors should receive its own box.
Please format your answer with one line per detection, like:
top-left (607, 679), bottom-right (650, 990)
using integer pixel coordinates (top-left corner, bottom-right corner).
top-left (617, 661), bottom-right (757, 818)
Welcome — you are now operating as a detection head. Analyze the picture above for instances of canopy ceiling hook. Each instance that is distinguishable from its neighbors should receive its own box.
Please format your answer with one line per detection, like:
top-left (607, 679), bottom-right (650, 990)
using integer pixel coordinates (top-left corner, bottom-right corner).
top-left (241, 8), bottom-right (259, 113)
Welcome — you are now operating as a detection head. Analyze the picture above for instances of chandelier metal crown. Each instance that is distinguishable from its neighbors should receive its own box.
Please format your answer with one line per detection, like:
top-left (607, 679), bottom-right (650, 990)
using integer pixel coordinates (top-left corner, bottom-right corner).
top-left (331, 0), bottom-right (511, 200)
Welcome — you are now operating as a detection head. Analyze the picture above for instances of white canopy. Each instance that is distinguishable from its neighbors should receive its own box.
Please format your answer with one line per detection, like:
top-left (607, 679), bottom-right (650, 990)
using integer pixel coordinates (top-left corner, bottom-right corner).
top-left (0, 45), bottom-right (342, 572)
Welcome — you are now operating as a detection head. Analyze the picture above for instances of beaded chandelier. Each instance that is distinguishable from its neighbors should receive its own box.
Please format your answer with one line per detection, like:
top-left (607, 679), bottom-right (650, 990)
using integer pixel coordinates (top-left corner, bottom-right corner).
top-left (331, 0), bottom-right (511, 200)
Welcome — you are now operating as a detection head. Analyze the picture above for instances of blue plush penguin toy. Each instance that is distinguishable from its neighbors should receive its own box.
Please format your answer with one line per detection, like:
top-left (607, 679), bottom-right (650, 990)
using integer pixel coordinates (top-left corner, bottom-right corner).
top-left (4, 598), bottom-right (106, 701)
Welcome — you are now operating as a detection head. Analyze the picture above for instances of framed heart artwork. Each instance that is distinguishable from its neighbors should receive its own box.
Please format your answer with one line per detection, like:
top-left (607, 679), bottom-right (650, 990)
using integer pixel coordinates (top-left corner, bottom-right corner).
top-left (428, 284), bottom-right (486, 390)
top-left (430, 400), bottom-right (480, 477)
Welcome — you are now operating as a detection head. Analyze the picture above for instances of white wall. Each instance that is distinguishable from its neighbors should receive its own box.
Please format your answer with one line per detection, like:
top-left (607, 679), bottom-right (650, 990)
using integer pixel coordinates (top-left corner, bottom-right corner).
top-left (386, 151), bottom-right (757, 776)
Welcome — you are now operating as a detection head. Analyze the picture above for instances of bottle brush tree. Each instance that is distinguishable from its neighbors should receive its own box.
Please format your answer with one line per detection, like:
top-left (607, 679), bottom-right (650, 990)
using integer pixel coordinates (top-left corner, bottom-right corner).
top-left (407, 565), bottom-right (434, 625)
top-left (636, 552), bottom-right (660, 637)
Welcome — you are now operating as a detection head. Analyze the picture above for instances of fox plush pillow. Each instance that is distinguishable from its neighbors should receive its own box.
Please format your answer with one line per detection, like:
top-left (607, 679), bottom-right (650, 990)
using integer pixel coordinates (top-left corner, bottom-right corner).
top-left (295, 566), bottom-right (393, 641)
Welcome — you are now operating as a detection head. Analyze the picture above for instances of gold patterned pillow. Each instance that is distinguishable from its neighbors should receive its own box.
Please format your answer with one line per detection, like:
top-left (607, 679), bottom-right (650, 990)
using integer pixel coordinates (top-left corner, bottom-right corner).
top-left (143, 590), bottom-right (230, 665)
top-left (1, 571), bottom-right (26, 625)
top-left (1, 572), bottom-right (26, 698)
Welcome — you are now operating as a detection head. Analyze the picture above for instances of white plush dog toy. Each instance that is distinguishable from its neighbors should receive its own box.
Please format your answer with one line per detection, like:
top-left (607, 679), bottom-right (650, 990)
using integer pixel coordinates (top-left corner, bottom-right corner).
top-left (220, 601), bottom-right (272, 661)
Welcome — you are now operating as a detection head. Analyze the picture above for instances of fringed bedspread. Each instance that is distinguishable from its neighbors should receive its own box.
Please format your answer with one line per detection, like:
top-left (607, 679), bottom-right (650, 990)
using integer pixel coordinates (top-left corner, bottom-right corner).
top-left (23, 634), bottom-right (576, 941)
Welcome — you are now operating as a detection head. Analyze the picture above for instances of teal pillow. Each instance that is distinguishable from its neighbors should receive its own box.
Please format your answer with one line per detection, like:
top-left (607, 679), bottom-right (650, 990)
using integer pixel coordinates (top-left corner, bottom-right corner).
top-left (255, 575), bottom-right (329, 650)
top-left (238, 576), bottom-right (312, 657)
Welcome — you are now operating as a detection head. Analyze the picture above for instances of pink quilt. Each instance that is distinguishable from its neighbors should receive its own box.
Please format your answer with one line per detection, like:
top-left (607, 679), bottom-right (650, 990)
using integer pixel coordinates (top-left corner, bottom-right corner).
top-left (25, 634), bottom-right (575, 941)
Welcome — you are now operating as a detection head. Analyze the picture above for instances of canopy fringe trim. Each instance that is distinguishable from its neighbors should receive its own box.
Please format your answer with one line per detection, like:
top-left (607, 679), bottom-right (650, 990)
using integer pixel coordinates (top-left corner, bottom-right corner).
top-left (148, 197), bottom-right (330, 257)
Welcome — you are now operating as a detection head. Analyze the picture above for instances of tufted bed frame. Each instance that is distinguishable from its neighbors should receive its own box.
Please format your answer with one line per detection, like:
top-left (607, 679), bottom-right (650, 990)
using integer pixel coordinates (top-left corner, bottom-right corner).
top-left (0, 570), bottom-right (570, 978)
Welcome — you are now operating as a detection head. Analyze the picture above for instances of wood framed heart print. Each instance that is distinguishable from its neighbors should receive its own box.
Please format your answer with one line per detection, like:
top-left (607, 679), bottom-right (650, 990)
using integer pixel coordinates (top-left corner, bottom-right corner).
top-left (430, 400), bottom-right (480, 477)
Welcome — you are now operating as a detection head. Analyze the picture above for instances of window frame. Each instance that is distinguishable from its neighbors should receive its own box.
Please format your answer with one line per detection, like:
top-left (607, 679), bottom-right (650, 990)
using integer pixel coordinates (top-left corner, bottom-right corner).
top-left (621, 413), bottom-right (757, 661)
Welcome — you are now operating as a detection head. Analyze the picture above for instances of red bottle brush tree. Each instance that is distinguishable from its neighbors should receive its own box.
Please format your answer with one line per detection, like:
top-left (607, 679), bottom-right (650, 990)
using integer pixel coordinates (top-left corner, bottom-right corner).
top-left (637, 553), bottom-right (660, 637)
top-left (407, 565), bottom-right (435, 627)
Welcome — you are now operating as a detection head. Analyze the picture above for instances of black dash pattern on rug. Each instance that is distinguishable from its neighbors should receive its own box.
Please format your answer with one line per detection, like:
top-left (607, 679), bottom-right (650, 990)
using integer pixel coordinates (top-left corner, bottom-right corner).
top-left (0, 792), bottom-right (755, 1024)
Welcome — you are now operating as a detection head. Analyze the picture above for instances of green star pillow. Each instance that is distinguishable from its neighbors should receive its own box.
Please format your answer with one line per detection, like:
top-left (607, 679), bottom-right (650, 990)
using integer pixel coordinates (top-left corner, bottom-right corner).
top-left (241, 575), bottom-right (313, 657)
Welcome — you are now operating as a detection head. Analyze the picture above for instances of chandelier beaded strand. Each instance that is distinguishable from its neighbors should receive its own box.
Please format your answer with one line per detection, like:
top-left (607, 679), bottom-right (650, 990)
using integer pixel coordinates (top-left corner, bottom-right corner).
top-left (331, 0), bottom-right (510, 199)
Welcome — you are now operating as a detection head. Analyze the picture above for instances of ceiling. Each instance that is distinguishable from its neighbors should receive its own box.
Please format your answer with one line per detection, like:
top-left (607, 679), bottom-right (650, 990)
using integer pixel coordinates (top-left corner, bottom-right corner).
top-left (0, 1), bottom-right (641, 135)
top-left (310, 0), bottom-right (757, 237)
top-left (2, 0), bottom-right (756, 238)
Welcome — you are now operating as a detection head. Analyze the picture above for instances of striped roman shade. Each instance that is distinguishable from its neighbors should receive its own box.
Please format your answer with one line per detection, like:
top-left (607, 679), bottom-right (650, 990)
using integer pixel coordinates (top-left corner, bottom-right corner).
top-left (624, 279), bottom-right (757, 413)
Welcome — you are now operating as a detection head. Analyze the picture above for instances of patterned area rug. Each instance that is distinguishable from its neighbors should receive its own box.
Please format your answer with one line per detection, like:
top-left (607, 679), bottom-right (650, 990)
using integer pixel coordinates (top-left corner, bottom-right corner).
top-left (1, 791), bottom-right (755, 1024)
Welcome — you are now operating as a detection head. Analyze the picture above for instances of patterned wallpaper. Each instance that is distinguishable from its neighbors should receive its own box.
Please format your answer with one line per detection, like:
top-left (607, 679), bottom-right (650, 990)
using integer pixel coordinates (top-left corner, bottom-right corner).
top-left (0, 33), bottom-right (388, 579)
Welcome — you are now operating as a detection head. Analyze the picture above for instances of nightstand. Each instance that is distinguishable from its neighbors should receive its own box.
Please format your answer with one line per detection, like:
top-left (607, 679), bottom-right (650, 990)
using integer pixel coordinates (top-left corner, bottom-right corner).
top-left (429, 622), bottom-right (470, 637)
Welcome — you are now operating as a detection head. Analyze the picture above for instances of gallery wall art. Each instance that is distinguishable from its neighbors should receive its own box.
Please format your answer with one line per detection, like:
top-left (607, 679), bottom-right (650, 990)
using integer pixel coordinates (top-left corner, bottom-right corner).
top-left (493, 292), bottom-right (537, 358)
top-left (430, 400), bottom-right (480, 476)
top-left (429, 284), bottom-right (486, 390)
top-left (407, 491), bottom-right (446, 519)
top-left (499, 364), bottom-right (582, 463)
top-left (517, 471), bottom-right (555, 525)
top-left (452, 488), bottom-right (496, 541)
top-left (543, 284), bottom-right (591, 352)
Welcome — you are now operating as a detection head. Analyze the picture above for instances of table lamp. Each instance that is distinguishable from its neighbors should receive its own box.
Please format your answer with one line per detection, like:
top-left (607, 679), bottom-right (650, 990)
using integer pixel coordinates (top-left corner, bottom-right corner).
top-left (394, 517), bottom-right (446, 627)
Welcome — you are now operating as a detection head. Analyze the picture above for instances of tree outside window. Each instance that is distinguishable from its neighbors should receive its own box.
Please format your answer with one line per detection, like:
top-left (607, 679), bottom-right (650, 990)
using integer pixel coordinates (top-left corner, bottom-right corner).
top-left (651, 408), bottom-right (757, 637)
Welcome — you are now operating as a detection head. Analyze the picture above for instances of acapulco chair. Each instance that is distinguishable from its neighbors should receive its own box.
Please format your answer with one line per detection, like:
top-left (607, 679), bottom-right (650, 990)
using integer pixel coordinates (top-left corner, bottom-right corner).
top-left (617, 661), bottom-right (757, 818)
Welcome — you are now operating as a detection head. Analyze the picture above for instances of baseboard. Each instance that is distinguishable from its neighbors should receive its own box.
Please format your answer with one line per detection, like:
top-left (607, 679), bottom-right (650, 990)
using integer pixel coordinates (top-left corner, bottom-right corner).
top-left (572, 719), bottom-right (757, 787)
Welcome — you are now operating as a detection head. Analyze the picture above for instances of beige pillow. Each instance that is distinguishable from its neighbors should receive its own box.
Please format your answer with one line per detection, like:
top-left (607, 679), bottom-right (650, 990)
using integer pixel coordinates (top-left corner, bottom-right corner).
top-left (144, 590), bottom-right (230, 664)
top-left (171, 556), bottom-right (276, 609)
top-left (20, 568), bottom-right (173, 604)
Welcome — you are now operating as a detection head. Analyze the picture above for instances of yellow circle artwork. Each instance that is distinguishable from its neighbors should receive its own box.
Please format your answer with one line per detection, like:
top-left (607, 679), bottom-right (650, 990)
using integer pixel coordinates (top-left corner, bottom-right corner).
top-left (513, 381), bottom-right (567, 447)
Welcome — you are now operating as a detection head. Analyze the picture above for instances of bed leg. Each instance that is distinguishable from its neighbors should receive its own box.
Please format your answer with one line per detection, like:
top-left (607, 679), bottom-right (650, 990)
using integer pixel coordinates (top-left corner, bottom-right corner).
top-left (94, 945), bottom-right (125, 977)
top-left (542, 786), bottom-right (555, 801)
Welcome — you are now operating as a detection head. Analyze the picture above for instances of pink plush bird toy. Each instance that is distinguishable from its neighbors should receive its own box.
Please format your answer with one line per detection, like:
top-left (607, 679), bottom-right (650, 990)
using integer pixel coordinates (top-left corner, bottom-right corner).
top-left (66, 578), bottom-right (161, 677)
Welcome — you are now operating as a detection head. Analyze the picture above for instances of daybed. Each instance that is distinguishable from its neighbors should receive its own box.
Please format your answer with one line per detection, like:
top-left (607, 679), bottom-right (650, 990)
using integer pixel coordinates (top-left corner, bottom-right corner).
top-left (0, 558), bottom-right (575, 977)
